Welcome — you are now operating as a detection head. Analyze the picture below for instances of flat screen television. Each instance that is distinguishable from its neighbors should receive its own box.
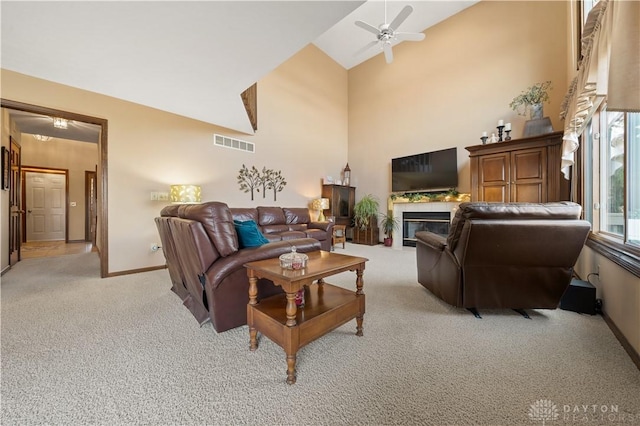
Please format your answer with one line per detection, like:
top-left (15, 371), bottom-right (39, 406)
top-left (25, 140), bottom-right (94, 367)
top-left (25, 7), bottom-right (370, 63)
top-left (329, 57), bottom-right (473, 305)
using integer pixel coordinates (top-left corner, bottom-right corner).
top-left (391, 147), bottom-right (458, 193)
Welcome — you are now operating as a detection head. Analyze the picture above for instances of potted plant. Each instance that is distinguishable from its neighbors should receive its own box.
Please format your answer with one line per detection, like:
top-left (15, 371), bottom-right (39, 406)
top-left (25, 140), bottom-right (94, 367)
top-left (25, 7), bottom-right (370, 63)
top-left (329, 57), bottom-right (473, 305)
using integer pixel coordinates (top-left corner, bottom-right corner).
top-left (352, 194), bottom-right (380, 245)
top-left (509, 81), bottom-right (552, 119)
top-left (380, 211), bottom-right (399, 247)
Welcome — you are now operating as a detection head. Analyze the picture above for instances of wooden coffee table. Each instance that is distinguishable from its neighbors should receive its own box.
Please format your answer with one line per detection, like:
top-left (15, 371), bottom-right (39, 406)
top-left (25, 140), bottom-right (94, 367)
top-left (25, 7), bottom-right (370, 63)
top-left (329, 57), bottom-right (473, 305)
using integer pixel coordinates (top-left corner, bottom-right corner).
top-left (244, 250), bottom-right (368, 384)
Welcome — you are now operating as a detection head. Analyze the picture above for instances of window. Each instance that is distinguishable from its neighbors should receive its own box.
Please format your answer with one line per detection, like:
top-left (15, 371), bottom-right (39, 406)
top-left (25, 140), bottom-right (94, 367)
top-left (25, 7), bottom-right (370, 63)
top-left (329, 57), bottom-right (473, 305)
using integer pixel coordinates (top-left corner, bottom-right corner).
top-left (628, 113), bottom-right (640, 246)
top-left (601, 110), bottom-right (624, 237)
top-left (581, 0), bottom-right (598, 25)
top-left (583, 107), bottom-right (640, 276)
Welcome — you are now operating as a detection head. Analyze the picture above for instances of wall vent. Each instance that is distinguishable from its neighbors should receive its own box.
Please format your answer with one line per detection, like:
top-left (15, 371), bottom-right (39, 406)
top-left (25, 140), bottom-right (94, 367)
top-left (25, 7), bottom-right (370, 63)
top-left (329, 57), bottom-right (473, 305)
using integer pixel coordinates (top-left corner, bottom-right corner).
top-left (214, 134), bottom-right (254, 153)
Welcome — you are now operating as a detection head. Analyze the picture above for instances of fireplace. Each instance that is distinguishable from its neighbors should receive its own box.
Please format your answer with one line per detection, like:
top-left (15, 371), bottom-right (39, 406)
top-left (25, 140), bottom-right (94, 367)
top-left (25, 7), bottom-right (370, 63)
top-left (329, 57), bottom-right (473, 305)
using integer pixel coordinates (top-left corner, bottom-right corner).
top-left (391, 201), bottom-right (457, 249)
top-left (402, 211), bottom-right (450, 247)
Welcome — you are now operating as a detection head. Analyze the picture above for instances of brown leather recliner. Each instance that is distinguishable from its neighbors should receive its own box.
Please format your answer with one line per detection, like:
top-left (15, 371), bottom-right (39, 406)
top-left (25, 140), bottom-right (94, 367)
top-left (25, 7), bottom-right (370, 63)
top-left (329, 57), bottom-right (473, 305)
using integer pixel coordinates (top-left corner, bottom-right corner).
top-left (416, 202), bottom-right (591, 316)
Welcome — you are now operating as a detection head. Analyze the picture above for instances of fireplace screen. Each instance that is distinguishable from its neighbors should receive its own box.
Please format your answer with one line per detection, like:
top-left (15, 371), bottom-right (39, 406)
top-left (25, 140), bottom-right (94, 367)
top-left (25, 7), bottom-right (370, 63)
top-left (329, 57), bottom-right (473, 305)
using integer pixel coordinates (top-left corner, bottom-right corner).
top-left (403, 211), bottom-right (450, 247)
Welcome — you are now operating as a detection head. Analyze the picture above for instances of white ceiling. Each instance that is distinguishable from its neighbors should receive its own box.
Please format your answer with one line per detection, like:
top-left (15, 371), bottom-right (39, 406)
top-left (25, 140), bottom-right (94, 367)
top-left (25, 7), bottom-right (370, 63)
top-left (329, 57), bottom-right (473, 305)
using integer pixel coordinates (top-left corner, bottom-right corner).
top-left (1, 1), bottom-right (477, 136)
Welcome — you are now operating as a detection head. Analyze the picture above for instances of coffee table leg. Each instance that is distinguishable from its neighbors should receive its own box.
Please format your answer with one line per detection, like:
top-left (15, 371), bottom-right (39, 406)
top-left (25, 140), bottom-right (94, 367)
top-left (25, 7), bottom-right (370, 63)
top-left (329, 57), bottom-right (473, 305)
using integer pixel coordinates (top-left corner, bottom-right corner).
top-left (356, 266), bottom-right (364, 336)
top-left (249, 326), bottom-right (258, 351)
top-left (248, 274), bottom-right (258, 351)
top-left (285, 291), bottom-right (297, 327)
top-left (356, 315), bottom-right (364, 337)
top-left (286, 353), bottom-right (297, 385)
top-left (355, 268), bottom-right (364, 295)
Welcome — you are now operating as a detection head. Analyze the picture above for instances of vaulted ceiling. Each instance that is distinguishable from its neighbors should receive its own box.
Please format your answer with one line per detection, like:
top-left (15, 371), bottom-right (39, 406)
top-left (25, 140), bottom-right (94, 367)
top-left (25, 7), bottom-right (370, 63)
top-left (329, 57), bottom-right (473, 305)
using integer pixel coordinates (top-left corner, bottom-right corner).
top-left (2, 1), bottom-right (476, 136)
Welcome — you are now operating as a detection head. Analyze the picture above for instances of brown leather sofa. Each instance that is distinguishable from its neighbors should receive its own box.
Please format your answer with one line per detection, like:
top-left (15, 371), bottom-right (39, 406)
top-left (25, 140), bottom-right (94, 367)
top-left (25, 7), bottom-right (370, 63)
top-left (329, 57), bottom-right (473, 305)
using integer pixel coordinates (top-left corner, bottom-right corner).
top-left (155, 202), bottom-right (323, 332)
top-left (416, 202), bottom-right (591, 316)
top-left (230, 206), bottom-right (333, 251)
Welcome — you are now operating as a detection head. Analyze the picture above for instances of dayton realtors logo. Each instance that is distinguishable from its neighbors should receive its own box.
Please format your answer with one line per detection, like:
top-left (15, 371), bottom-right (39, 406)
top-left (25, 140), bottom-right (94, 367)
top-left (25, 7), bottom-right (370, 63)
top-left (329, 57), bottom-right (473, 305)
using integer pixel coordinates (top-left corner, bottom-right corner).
top-left (529, 399), bottom-right (560, 425)
top-left (529, 399), bottom-right (639, 424)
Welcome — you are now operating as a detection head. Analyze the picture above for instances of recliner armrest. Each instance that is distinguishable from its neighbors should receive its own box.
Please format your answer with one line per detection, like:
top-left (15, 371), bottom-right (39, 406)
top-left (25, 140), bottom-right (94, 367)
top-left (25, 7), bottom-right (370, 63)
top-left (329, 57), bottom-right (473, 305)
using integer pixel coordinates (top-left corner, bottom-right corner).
top-left (415, 231), bottom-right (447, 251)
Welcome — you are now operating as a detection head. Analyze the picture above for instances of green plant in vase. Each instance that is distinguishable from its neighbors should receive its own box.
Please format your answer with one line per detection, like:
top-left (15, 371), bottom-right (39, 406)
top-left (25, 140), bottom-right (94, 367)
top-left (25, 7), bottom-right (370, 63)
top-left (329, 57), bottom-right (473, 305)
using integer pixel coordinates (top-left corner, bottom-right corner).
top-left (380, 211), bottom-right (399, 247)
top-left (509, 81), bottom-right (552, 119)
top-left (353, 194), bottom-right (380, 230)
top-left (352, 194), bottom-right (380, 245)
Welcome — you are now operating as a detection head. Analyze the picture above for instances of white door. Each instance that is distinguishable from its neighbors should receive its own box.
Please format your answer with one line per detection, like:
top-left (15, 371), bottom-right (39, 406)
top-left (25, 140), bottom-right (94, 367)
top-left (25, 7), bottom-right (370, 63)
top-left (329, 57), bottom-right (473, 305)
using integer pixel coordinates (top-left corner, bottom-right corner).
top-left (26, 171), bottom-right (66, 241)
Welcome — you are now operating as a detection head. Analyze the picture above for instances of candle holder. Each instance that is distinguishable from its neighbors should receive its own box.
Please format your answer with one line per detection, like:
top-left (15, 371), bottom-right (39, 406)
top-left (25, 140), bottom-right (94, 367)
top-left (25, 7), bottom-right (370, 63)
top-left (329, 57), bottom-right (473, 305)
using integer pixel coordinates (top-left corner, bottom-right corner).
top-left (497, 125), bottom-right (505, 142)
top-left (480, 136), bottom-right (488, 145)
top-left (505, 130), bottom-right (512, 141)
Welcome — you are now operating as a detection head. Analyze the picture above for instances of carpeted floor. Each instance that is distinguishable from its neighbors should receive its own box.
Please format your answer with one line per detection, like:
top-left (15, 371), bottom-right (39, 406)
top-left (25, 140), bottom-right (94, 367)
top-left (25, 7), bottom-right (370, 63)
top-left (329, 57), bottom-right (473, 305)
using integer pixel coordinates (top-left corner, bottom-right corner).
top-left (1, 244), bottom-right (639, 425)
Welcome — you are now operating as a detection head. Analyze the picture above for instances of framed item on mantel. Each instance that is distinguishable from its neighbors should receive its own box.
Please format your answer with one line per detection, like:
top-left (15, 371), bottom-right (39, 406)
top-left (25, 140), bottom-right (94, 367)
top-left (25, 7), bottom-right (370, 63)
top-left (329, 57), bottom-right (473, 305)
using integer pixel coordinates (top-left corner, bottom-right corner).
top-left (1, 146), bottom-right (9, 190)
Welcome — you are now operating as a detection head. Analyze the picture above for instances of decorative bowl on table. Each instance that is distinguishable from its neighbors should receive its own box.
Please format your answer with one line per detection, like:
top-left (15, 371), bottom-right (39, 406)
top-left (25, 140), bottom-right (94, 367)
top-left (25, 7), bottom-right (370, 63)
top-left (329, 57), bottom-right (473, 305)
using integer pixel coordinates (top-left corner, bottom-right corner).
top-left (279, 246), bottom-right (308, 270)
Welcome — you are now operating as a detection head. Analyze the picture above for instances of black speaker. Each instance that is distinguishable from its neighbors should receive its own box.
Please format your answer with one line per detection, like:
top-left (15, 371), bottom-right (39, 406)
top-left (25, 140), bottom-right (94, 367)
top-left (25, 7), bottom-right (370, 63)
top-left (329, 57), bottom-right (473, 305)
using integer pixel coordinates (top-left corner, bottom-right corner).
top-left (560, 279), bottom-right (597, 315)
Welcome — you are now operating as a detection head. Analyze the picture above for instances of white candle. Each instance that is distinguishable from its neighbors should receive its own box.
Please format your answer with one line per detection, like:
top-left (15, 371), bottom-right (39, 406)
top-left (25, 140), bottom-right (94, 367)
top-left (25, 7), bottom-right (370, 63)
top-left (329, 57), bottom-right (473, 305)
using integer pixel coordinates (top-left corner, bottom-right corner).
top-left (505, 122), bottom-right (511, 131)
top-left (498, 119), bottom-right (504, 126)
top-left (482, 131), bottom-right (487, 137)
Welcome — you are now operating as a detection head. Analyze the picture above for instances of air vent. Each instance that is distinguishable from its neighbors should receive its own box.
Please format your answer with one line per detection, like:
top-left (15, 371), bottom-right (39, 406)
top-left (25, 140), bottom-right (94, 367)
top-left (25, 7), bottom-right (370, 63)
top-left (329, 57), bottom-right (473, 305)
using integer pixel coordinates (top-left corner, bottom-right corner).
top-left (214, 134), bottom-right (254, 153)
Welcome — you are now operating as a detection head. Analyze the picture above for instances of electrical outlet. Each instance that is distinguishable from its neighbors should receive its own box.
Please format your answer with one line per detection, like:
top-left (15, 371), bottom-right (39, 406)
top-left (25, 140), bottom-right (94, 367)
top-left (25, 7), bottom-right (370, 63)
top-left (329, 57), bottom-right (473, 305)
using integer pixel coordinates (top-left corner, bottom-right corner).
top-left (150, 243), bottom-right (160, 252)
top-left (150, 192), bottom-right (169, 201)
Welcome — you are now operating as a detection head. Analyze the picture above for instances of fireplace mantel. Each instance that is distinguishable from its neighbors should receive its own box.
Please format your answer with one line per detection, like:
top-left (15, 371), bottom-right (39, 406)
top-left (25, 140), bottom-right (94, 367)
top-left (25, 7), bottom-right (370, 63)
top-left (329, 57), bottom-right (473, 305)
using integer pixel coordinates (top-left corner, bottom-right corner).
top-left (391, 202), bottom-right (459, 249)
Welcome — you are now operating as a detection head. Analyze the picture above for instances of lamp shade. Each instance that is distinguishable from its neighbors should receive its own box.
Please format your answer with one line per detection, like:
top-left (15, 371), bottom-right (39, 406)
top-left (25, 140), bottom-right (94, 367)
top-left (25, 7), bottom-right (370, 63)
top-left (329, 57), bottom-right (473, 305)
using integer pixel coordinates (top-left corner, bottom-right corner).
top-left (312, 198), bottom-right (330, 222)
top-left (170, 184), bottom-right (201, 204)
top-left (312, 198), bottom-right (330, 211)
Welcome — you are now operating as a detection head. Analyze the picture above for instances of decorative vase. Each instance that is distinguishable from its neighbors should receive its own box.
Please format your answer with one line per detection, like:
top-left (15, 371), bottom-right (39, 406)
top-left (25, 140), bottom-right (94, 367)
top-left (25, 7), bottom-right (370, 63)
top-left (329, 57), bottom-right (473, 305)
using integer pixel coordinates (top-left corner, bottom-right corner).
top-left (529, 103), bottom-right (544, 120)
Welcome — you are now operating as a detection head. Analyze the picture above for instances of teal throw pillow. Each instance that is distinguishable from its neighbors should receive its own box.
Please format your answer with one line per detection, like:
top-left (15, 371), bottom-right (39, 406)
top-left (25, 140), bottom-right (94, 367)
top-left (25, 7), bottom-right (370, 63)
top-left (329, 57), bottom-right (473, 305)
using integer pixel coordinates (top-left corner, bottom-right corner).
top-left (234, 220), bottom-right (269, 248)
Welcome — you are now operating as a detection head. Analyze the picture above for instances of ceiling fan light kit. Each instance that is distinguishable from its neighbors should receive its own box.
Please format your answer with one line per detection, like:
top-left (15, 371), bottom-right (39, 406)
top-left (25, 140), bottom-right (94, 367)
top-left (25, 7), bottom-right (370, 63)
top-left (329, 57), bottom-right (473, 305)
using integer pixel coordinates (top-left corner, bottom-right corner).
top-left (354, 2), bottom-right (425, 64)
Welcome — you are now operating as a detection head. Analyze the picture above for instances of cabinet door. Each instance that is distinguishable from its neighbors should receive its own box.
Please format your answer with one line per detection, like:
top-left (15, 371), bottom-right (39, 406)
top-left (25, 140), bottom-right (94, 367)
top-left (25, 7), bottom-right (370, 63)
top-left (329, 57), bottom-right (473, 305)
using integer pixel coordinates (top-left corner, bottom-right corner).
top-left (510, 147), bottom-right (546, 202)
top-left (322, 185), bottom-right (355, 227)
top-left (478, 152), bottom-right (509, 202)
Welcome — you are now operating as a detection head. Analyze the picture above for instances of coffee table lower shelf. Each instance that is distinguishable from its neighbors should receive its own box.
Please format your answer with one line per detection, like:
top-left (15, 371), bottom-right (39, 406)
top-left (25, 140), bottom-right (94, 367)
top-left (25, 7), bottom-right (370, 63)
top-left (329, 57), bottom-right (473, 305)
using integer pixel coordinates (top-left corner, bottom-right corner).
top-left (247, 282), bottom-right (365, 384)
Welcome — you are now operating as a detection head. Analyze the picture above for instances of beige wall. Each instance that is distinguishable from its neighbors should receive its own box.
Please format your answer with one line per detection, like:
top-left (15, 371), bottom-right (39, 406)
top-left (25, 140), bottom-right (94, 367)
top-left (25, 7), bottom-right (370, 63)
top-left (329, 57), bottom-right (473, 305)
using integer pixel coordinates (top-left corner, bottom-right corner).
top-left (348, 1), bottom-right (568, 206)
top-left (575, 248), bottom-right (640, 357)
top-left (20, 136), bottom-right (98, 241)
top-left (0, 43), bottom-right (348, 273)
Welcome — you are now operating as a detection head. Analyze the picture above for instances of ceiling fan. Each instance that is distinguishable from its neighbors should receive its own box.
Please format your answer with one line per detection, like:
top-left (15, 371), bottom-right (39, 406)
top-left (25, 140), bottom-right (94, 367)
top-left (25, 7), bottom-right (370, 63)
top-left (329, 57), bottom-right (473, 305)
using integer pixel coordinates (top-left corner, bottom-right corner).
top-left (354, 1), bottom-right (425, 64)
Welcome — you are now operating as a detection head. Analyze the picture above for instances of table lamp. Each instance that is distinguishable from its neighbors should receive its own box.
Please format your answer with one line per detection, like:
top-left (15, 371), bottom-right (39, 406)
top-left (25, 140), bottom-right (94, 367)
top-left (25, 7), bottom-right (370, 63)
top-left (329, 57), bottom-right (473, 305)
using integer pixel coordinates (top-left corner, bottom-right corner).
top-left (312, 198), bottom-right (330, 222)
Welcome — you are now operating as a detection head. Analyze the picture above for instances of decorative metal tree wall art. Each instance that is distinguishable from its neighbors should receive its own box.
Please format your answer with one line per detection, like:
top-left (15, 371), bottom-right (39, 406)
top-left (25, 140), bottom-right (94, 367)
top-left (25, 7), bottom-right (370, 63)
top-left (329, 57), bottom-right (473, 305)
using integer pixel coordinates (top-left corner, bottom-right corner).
top-left (237, 165), bottom-right (261, 200)
top-left (267, 169), bottom-right (286, 201)
top-left (237, 165), bottom-right (287, 201)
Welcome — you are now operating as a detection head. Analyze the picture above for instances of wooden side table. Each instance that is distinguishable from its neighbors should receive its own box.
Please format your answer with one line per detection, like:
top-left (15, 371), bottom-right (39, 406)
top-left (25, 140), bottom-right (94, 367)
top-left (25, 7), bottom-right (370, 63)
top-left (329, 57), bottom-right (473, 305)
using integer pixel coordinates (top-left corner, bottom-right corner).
top-left (332, 224), bottom-right (346, 250)
top-left (245, 250), bottom-right (367, 384)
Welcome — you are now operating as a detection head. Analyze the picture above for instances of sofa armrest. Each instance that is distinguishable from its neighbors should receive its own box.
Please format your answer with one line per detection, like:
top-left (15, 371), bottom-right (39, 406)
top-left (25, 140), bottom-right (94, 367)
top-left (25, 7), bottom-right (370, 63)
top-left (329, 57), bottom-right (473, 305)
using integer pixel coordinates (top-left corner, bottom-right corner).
top-left (415, 231), bottom-right (447, 251)
top-left (308, 221), bottom-right (334, 233)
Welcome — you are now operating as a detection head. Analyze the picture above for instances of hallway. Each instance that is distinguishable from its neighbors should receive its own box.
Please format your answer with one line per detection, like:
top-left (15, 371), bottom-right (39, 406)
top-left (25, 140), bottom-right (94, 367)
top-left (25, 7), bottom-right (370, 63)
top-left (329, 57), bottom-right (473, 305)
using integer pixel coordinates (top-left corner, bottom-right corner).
top-left (20, 241), bottom-right (94, 259)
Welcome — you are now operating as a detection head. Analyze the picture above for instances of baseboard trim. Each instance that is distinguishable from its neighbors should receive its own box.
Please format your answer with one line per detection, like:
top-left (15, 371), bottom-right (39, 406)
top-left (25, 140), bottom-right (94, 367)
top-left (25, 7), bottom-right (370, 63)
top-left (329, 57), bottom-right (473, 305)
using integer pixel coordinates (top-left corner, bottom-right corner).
top-left (603, 311), bottom-right (640, 371)
top-left (106, 265), bottom-right (166, 277)
top-left (1, 265), bottom-right (11, 276)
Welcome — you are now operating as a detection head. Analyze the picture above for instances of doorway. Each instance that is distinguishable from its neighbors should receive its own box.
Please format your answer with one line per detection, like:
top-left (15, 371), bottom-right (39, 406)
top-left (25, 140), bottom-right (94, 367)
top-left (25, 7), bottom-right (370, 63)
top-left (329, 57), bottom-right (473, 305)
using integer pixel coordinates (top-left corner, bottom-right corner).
top-left (23, 169), bottom-right (68, 242)
top-left (85, 170), bottom-right (97, 245)
top-left (1, 99), bottom-right (109, 277)
top-left (8, 137), bottom-right (21, 266)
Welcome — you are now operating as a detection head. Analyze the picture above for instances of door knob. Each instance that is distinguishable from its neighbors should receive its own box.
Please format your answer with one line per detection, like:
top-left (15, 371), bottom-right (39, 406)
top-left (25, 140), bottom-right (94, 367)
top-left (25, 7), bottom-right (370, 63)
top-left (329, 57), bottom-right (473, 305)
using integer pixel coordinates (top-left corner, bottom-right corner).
top-left (27, 210), bottom-right (32, 213)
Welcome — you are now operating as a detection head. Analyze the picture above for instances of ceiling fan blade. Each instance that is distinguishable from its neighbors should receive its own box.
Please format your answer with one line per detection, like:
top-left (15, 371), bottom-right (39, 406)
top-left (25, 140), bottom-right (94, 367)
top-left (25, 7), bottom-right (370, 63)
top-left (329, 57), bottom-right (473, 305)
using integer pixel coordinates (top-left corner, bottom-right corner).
top-left (355, 20), bottom-right (380, 35)
top-left (395, 32), bottom-right (425, 42)
top-left (353, 40), bottom-right (379, 57)
top-left (389, 5), bottom-right (413, 30)
top-left (383, 43), bottom-right (394, 64)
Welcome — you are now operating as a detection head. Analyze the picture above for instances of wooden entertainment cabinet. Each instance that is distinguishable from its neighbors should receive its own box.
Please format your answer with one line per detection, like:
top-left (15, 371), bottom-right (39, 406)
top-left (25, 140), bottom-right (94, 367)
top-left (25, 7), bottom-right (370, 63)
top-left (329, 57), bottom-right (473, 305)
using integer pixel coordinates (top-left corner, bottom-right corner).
top-left (466, 131), bottom-right (570, 203)
top-left (322, 184), bottom-right (355, 239)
